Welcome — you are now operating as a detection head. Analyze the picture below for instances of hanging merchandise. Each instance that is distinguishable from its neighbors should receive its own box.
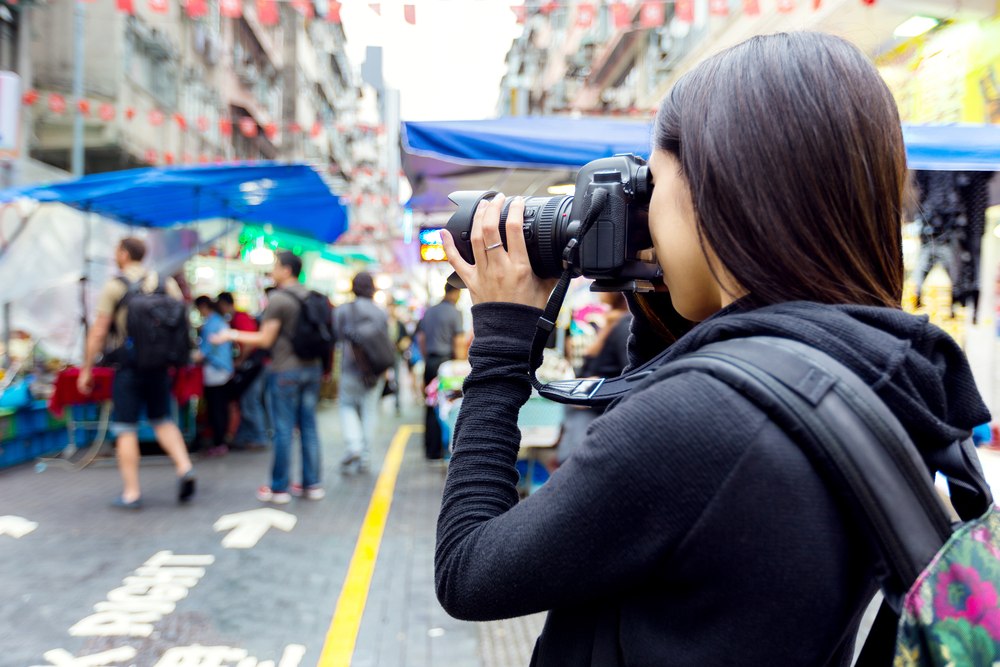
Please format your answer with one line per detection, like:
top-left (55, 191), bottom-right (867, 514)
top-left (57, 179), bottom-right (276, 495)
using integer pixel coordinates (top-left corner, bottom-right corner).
top-left (674, 0), bottom-right (693, 23)
top-left (403, 4), bottom-right (415, 24)
top-left (368, 3), bottom-right (380, 15)
top-left (239, 117), bottom-right (258, 137)
top-left (510, 5), bottom-right (526, 23)
top-left (48, 94), bottom-right (66, 115)
top-left (220, 0), bottom-right (242, 18)
top-left (148, 0), bottom-right (168, 14)
top-left (21, 89), bottom-right (39, 106)
top-left (98, 103), bottom-right (116, 121)
top-left (257, 0), bottom-right (279, 25)
top-left (612, 2), bottom-right (630, 28)
top-left (220, 118), bottom-right (233, 137)
top-left (292, 0), bottom-right (314, 17)
top-left (116, 0), bottom-right (135, 13)
top-left (777, 0), bottom-right (795, 11)
top-left (75, 99), bottom-right (91, 116)
top-left (196, 116), bottom-right (209, 132)
top-left (149, 109), bottom-right (164, 126)
top-left (185, 0), bottom-right (208, 18)
top-left (326, 0), bottom-right (342, 22)
top-left (174, 113), bottom-right (187, 131)
top-left (576, 3), bottom-right (595, 27)
top-left (639, 2), bottom-right (664, 28)
top-left (742, 0), bottom-right (760, 15)
top-left (264, 122), bottom-right (278, 140)
top-left (144, 148), bottom-right (158, 163)
top-left (709, 0), bottom-right (728, 16)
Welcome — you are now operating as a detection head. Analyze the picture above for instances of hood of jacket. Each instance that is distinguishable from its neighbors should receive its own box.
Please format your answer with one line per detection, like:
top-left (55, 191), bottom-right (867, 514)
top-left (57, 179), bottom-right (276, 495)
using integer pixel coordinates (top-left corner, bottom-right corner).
top-left (655, 300), bottom-right (990, 453)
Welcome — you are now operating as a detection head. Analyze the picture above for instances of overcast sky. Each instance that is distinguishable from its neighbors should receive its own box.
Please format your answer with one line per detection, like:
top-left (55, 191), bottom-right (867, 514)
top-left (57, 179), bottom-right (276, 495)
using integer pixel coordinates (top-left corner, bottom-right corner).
top-left (340, 1), bottom-right (525, 122)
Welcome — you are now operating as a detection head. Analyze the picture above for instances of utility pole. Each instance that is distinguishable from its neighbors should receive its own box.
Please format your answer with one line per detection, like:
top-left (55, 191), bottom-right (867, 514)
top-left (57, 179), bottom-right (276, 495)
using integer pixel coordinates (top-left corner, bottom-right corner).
top-left (70, 0), bottom-right (84, 177)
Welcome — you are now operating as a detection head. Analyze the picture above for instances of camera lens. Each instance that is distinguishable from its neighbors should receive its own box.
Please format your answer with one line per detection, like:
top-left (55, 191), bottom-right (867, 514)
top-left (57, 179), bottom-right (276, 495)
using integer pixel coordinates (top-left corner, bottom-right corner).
top-left (446, 192), bottom-right (575, 280)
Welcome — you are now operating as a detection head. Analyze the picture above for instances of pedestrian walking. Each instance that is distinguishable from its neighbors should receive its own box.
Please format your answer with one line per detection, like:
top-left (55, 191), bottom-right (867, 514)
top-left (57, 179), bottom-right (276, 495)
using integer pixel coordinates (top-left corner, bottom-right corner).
top-left (334, 273), bottom-right (392, 473)
top-left (214, 251), bottom-right (333, 504)
top-left (217, 292), bottom-right (270, 450)
top-left (77, 237), bottom-right (196, 509)
top-left (415, 283), bottom-right (465, 460)
top-left (434, 32), bottom-right (990, 665)
top-left (194, 296), bottom-right (233, 457)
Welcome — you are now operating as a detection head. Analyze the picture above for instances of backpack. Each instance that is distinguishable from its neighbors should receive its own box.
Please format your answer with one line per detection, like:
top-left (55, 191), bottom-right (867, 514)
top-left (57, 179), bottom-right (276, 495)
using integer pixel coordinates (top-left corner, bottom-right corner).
top-left (657, 336), bottom-right (997, 667)
top-left (286, 290), bottom-right (335, 362)
top-left (341, 301), bottom-right (396, 385)
top-left (571, 336), bottom-right (996, 667)
top-left (116, 274), bottom-right (191, 370)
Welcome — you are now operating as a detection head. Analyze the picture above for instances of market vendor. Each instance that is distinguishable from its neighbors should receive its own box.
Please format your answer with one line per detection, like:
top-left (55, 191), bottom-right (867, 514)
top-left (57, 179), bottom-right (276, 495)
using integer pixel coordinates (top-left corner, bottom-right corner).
top-left (77, 237), bottom-right (196, 509)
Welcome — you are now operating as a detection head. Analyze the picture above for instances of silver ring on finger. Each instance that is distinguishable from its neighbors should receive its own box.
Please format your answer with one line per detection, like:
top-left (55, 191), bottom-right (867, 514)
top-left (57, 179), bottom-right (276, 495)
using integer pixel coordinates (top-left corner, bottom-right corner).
top-left (485, 242), bottom-right (504, 251)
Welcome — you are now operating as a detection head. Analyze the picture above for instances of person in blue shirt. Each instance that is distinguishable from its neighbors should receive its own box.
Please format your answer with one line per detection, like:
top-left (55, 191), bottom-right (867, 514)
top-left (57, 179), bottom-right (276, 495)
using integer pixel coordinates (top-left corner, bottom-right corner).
top-left (195, 296), bottom-right (234, 457)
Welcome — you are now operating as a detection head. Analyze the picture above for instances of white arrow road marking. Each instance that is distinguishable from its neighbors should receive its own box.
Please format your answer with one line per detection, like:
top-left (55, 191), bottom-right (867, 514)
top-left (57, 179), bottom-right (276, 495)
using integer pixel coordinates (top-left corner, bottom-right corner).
top-left (0, 515), bottom-right (38, 538)
top-left (213, 509), bottom-right (297, 548)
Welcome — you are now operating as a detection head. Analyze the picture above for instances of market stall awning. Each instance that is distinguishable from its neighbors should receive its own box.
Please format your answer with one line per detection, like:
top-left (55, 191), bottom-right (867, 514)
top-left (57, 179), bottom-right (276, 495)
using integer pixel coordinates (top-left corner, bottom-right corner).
top-left (0, 163), bottom-right (349, 243)
top-left (401, 117), bottom-right (1000, 212)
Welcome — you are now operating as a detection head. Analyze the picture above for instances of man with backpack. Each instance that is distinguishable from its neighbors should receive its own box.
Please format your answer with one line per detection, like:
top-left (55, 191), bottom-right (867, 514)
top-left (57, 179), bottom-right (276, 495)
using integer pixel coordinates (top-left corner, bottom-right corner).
top-left (333, 273), bottom-right (394, 473)
top-left (77, 237), bottom-right (196, 509)
top-left (216, 251), bottom-right (333, 504)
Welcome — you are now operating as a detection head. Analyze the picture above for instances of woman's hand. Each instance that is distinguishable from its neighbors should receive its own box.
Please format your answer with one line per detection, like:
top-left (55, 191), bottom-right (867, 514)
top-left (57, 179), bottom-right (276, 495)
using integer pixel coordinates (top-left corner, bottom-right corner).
top-left (441, 194), bottom-right (559, 310)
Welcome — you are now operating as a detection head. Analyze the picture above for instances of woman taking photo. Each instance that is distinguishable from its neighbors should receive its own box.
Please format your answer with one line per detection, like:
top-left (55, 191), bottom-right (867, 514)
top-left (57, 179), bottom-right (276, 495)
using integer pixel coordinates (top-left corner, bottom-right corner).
top-left (435, 32), bottom-right (990, 665)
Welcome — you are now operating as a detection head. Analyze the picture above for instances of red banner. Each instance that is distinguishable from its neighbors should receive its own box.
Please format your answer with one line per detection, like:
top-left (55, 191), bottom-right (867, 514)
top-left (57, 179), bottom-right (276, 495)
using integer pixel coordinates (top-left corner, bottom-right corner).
top-left (403, 4), bottom-right (415, 24)
top-left (116, 0), bottom-right (135, 14)
top-left (21, 89), bottom-right (39, 106)
top-left (257, 0), bottom-right (279, 25)
top-left (239, 117), bottom-right (258, 137)
top-left (777, 0), bottom-right (794, 11)
top-left (576, 3), bottom-right (594, 27)
top-left (185, 0), bottom-right (207, 18)
top-left (310, 121), bottom-right (322, 138)
top-left (149, 109), bottom-right (164, 126)
top-left (174, 113), bottom-right (187, 131)
top-left (264, 122), bottom-right (278, 140)
top-left (742, 0), bottom-right (760, 15)
top-left (612, 2), bottom-right (630, 28)
top-left (98, 104), bottom-right (116, 121)
top-left (148, 0), bottom-right (168, 14)
top-left (144, 148), bottom-right (158, 164)
top-left (48, 94), bottom-right (66, 115)
top-left (196, 116), bottom-right (209, 132)
top-left (220, 119), bottom-right (233, 137)
top-left (675, 0), bottom-right (694, 22)
top-left (326, 0), bottom-right (341, 22)
top-left (220, 0), bottom-right (242, 18)
top-left (125, 107), bottom-right (136, 121)
top-left (165, 152), bottom-right (175, 165)
top-left (709, 0), bottom-right (728, 16)
top-left (639, 2), bottom-right (663, 28)
top-left (75, 99), bottom-right (91, 116)
top-left (288, 122), bottom-right (302, 135)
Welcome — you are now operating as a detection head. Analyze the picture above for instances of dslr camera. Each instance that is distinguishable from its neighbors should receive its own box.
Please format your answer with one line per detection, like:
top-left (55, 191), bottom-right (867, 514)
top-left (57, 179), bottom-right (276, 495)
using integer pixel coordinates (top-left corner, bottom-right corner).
top-left (446, 154), bottom-right (661, 292)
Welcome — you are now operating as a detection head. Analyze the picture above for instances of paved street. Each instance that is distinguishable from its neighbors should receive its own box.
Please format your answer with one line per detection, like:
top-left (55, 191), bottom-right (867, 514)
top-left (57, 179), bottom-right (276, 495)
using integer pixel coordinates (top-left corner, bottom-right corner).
top-left (0, 396), bottom-right (542, 667)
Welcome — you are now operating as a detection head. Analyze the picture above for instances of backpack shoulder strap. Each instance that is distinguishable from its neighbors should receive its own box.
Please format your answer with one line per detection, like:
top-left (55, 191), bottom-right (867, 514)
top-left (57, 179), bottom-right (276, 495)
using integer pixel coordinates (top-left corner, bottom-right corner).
top-left (660, 336), bottom-right (962, 612)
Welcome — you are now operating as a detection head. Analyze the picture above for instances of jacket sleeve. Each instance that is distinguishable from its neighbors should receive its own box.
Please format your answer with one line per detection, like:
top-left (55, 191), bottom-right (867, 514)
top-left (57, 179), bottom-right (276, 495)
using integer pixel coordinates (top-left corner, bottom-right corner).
top-left (435, 302), bottom-right (761, 621)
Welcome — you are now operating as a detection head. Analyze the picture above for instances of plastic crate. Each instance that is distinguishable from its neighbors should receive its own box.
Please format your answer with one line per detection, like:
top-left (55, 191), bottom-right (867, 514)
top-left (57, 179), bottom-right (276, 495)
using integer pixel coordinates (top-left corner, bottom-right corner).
top-left (14, 402), bottom-right (52, 436)
top-left (0, 428), bottom-right (68, 468)
top-left (0, 408), bottom-right (15, 441)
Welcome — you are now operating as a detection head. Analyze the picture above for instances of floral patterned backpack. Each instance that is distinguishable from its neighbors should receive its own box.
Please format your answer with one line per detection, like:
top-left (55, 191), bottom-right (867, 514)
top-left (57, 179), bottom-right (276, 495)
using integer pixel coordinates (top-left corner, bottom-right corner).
top-left (660, 337), bottom-right (997, 667)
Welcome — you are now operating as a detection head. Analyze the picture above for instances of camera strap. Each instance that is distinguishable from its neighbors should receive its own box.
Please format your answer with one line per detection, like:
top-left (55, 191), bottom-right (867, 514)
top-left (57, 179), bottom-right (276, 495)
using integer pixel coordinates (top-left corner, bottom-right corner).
top-left (528, 188), bottom-right (609, 392)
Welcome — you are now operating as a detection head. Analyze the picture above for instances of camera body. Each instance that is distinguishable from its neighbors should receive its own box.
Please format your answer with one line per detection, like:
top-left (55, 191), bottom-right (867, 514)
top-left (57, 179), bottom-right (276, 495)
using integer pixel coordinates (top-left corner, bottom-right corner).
top-left (445, 154), bottom-right (662, 292)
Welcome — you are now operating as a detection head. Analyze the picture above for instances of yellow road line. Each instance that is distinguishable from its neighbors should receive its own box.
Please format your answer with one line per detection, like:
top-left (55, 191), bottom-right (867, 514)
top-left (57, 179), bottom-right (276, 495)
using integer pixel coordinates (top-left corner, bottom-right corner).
top-left (316, 424), bottom-right (424, 667)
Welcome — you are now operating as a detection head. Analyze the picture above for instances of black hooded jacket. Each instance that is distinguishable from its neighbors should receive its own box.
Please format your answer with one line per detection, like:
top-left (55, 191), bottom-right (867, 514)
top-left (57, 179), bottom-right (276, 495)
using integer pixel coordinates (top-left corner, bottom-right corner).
top-left (435, 298), bottom-right (990, 667)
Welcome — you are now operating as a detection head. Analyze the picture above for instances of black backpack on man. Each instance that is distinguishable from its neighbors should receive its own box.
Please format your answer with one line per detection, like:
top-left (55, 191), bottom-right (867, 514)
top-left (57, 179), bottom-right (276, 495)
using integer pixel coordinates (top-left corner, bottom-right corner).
top-left (288, 290), bottom-right (335, 366)
top-left (341, 301), bottom-right (397, 386)
top-left (115, 274), bottom-right (191, 370)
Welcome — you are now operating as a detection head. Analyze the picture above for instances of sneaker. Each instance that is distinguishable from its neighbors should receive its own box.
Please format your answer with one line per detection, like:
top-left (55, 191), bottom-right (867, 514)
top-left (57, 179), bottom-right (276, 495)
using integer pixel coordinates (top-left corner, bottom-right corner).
top-left (289, 482), bottom-right (304, 498)
top-left (305, 486), bottom-right (325, 500)
top-left (340, 452), bottom-right (361, 467)
top-left (256, 485), bottom-right (291, 504)
top-left (178, 468), bottom-right (197, 502)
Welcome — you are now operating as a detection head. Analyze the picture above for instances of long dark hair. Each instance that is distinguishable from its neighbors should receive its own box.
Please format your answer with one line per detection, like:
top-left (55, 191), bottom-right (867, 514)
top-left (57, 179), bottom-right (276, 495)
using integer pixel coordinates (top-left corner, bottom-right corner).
top-left (654, 32), bottom-right (906, 309)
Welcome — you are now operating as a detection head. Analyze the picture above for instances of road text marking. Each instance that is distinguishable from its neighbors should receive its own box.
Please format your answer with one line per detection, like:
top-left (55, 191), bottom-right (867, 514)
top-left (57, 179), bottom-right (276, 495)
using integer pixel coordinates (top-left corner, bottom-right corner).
top-left (213, 508), bottom-right (298, 548)
top-left (0, 514), bottom-right (38, 538)
top-left (316, 424), bottom-right (422, 667)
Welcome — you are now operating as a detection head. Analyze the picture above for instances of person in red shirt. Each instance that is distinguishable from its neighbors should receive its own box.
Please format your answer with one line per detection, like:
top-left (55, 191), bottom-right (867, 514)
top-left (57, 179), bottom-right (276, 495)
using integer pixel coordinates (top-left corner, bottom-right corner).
top-left (217, 292), bottom-right (270, 450)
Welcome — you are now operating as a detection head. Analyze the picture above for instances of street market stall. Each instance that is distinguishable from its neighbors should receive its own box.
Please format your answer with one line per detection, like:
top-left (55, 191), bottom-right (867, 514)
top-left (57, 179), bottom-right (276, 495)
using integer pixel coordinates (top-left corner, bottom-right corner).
top-left (0, 162), bottom-right (349, 469)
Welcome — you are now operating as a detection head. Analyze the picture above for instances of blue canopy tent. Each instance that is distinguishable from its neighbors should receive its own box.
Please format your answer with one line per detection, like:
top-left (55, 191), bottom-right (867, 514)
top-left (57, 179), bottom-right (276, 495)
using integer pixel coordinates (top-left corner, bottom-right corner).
top-left (0, 162), bottom-right (349, 243)
top-left (401, 118), bottom-right (1000, 212)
